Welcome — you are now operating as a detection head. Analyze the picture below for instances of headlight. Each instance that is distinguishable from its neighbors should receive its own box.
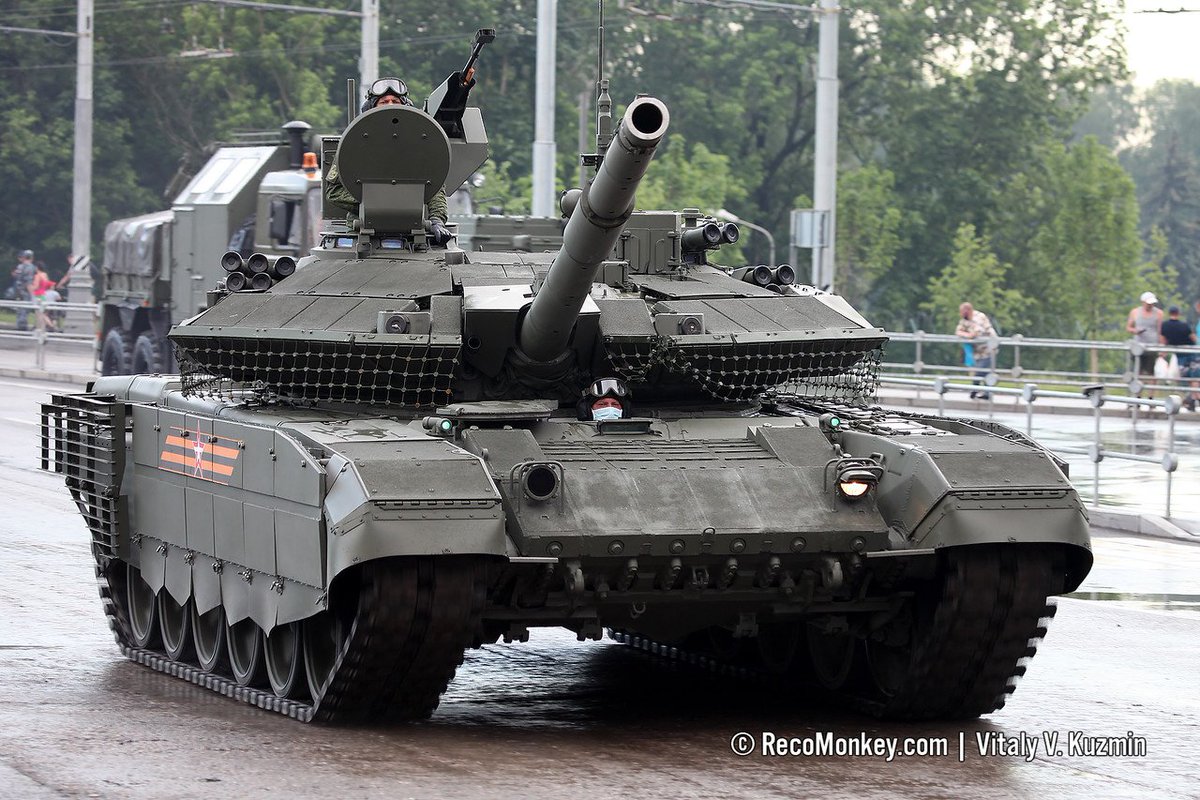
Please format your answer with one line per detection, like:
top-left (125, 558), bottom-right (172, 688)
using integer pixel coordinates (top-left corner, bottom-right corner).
top-left (824, 458), bottom-right (883, 501)
top-left (840, 465), bottom-right (878, 496)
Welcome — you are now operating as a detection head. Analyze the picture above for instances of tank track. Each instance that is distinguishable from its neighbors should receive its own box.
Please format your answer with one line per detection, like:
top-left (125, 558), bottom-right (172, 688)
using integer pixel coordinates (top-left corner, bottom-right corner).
top-left (610, 544), bottom-right (1059, 720)
top-left (93, 554), bottom-right (485, 724)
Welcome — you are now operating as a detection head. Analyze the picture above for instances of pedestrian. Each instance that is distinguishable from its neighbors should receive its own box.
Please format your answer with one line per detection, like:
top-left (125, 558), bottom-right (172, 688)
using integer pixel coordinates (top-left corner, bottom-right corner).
top-left (1126, 291), bottom-right (1163, 396)
top-left (1163, 303), bottom-right (1200, 411)
top-left (955, 302), bottom-right (997, 400)
top-left (30, 263), bottom-right (60, 332)
top-left (10, 249), bottom-right (36, 331)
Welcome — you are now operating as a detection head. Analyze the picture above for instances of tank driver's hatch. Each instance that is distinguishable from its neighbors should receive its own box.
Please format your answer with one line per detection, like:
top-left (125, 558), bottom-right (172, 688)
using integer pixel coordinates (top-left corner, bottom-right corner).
top-left (334, 105), bottom-right (452, 233)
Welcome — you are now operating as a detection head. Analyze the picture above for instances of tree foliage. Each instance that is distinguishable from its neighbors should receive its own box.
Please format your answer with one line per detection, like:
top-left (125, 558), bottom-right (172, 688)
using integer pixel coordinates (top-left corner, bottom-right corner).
top-left (1024, 138), bottom-right (1166, 340)
top-left (0, 0), bottom-right (1145, 342)
top-left (923, 223), bottom-right (1026, 335)
top-left (834, 165), bottom-right (904, 311)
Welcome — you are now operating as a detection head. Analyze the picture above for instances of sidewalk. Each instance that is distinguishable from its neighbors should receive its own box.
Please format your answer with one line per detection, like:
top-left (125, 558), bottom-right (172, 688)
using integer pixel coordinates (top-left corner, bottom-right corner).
top-left (0, 339), bottom-right (95, 385)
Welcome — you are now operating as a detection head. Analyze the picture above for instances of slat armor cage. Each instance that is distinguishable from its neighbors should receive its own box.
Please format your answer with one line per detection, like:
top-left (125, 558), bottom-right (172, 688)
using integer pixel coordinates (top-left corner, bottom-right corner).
top-left (41, 393), bottom-right (129, 559)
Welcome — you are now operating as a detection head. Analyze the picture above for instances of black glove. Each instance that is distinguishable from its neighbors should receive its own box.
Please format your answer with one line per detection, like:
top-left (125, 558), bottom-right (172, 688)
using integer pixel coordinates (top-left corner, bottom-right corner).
top-left (429, 220), bottom-right (451, 247)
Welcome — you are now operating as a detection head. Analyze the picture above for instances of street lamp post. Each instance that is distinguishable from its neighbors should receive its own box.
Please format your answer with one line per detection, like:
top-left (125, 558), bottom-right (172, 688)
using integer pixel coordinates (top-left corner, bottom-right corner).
top-left (714, 209), bottom-right (775, 268)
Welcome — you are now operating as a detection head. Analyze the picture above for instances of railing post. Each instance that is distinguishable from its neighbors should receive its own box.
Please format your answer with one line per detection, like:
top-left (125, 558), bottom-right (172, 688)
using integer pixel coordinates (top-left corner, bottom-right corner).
top-left (933, 376), bottom-right (947, 417)
top-left (1164, 395), bottom-right (1181, 519)
top-left (914, 330), bottom-right (924, 376)
top-left (34, 299), bottom-right (46, 370)
top-left (1010, 333), bottom-right (1023, 380)
top-left (1084, 385), bottom-right (1105, 509)
top-left (1022, 383), bottom-right (1037, 437)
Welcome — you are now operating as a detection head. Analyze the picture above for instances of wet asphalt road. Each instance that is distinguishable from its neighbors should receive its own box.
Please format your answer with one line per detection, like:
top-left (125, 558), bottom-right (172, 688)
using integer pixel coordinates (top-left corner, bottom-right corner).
top-left (1, 377), bottom-right (1198, 799)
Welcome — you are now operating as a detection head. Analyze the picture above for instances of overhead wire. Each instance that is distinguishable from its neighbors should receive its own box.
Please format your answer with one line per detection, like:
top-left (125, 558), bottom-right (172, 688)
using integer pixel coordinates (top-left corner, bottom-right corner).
top-left (0, 13), bottom-right (606, 75)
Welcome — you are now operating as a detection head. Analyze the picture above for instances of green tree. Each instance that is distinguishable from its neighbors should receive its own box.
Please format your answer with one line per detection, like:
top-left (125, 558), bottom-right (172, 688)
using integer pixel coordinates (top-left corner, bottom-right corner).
top-left (1118, 80), bottom-right (1200, 301)
top-left (1024, 138), bottom-right (1147, 340)
top-left (923, 223), bottom-right (1025, 335)
top-left (635, 135), bottom-right (744, 212)
top-left (835, 164), bottom-right (905, 311)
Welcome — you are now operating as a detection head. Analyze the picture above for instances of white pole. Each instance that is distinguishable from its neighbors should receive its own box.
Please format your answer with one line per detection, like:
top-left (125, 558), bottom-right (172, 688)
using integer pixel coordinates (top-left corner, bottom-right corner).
top-left (360, 0), bottom-right (379, 93)
top-left (71, 0), bottom-right (94, 261)
top-left (811, 0), bottom-right (839, 290)
top-left (532, 0), bottom-right (558, 217)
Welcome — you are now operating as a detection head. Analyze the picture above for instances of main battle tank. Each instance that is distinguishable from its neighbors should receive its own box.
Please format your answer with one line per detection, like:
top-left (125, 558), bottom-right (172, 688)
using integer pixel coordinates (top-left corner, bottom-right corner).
top-left (42, 29), bottom-right (1091, 723)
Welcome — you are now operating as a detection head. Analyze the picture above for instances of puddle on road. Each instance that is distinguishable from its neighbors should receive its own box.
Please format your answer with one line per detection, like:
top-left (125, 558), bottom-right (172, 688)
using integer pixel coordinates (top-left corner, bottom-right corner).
top-left (1066, 590), bottom-right (1200, 614)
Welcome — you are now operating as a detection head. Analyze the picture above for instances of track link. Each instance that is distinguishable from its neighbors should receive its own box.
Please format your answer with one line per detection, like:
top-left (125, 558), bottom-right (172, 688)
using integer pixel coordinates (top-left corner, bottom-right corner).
top-left (95, 554), bottom-right (483, 724)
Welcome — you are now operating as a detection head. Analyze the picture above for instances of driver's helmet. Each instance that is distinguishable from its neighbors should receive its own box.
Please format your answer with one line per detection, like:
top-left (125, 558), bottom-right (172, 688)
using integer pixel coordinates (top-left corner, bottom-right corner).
top-left (576, 377), bottom-right (633, 421)
top-left (362, 77), bottom-right (412, 111)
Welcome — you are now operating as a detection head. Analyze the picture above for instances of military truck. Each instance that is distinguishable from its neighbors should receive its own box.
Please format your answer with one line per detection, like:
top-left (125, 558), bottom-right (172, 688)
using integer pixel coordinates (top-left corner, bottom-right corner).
top-left (97, 121), bottom-right (323, 376)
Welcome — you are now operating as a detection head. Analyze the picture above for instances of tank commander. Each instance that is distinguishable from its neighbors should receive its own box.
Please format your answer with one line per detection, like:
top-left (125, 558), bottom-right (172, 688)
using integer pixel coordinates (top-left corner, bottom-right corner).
top-left (324, 77), bottom-right (451, 243)
top-left (577, 377), bottom-right (632, 421)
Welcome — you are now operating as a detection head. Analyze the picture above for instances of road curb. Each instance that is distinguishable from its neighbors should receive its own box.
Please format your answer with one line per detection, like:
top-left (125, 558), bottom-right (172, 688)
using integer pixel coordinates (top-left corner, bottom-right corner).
top-left (1088, 508), bottom-right (1198, 542)
top-left (0, 366), bottom-right (94, 386)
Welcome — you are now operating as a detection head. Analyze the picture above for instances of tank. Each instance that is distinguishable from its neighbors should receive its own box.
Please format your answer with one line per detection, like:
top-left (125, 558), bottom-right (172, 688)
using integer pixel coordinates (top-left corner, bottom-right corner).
top-left (41, 28), bottom-right (1091, 724)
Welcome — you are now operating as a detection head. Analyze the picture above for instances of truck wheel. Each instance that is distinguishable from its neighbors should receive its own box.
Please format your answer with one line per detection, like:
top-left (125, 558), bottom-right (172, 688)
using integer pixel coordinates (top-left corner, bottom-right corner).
top-left (100, 328), bottom-right (133, 376)
top-left (132, 333), bottom-right (165, 374)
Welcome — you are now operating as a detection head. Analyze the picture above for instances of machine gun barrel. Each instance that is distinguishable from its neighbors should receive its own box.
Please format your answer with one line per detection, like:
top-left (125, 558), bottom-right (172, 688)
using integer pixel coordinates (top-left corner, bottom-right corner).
top-left (518, 96), bottom-right (670, 362)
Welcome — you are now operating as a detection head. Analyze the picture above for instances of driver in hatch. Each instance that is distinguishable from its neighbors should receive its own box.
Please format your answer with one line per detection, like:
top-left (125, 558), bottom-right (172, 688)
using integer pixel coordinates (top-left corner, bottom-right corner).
top-left (577, 378), bottom-right (633, 421)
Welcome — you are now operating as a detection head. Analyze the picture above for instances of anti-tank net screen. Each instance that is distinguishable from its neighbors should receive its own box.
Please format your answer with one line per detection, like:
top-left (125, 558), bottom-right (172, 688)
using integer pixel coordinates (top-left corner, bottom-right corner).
top-left (605, 338), bottom-right (883, 404)
top-left (175, 337), bottom-right (459, 407)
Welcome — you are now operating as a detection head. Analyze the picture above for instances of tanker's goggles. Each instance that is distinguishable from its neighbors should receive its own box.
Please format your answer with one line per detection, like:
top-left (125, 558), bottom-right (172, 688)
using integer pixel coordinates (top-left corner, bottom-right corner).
top-left (368, 78), bottom-right (408, 100)
top-left (586, 378), bottom-right (629, 399)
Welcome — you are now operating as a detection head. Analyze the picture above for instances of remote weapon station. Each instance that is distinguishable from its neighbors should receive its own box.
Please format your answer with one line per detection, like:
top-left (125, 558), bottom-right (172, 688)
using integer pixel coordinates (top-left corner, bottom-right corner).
top-left (43, 26), bottom-right (1090, 723)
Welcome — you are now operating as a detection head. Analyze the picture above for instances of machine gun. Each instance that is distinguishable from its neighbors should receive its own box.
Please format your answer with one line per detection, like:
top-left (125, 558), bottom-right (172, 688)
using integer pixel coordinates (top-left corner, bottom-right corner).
top-left (426, 27), bottom-right (496, 138)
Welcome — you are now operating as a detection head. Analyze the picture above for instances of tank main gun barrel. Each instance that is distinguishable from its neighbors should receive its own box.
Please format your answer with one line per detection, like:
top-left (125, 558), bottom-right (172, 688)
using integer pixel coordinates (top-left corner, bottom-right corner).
top-left (518, 96), bottom-right (670, 362)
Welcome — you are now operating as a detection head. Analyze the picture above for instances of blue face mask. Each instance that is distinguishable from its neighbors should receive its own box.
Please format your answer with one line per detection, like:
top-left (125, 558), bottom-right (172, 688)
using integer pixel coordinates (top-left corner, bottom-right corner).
top-left (592, 406), bottom-right (622, 422)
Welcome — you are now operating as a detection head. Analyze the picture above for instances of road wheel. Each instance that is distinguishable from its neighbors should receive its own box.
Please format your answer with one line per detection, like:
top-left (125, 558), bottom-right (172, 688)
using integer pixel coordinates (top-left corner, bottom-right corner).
top-left (805, 622), bottom-right (858, 690)
top-left (265, 621), bottom-right (307, 700)
top-left (302, 610), bottom-right (349, 702)
top-left (755, 621), bottom-right (801, 674)
top-left (100, 328), bottom-right (133, 376)
top-left (227, 618), bottom-right (268, 687)
top-left (125, 563), bottom-right (161, 649)
top-left (191, 604), bottom-right (228, 674)
top-left (131, 333), bottom-right (165, 374)
top-left (157, 591), bottom-right (193, 662)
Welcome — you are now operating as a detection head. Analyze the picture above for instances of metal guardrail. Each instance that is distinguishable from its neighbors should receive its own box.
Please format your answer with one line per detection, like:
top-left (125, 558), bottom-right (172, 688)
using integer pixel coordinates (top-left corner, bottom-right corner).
top-left (0, 299), bottom-right (97, 370)
top-left (886, 329), bottom-right (1200, 397)
top-left (882, 375), bottom-right (1185, 522)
